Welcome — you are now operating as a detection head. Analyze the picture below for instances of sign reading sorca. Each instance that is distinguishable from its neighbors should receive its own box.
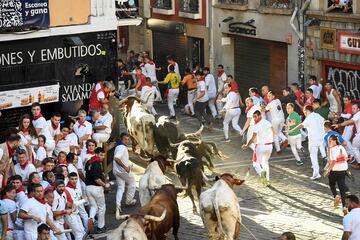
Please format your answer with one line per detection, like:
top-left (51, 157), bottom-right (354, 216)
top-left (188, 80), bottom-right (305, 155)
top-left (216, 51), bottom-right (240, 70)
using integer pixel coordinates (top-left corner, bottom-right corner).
top-left (0, 0), bottom-right (49, 31)
top-left (0, 83), bottom-right (60, 110)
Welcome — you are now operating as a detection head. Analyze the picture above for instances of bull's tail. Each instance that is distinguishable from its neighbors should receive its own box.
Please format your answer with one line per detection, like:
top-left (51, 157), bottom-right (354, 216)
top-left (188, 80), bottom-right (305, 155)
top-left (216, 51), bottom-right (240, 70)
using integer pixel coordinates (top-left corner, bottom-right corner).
top-left (212, 192), bottom-right (224, 237)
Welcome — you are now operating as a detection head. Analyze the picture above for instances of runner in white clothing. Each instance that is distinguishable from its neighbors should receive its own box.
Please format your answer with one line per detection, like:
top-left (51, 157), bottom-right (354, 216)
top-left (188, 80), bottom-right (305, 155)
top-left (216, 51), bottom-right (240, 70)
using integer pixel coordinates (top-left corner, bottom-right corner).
top-left (308, 75), bottom-right (322, 99)
top-left (218, 83), bottom-right (242, 142)
top-left (144, 56), bottom-right (162, 102)
top-left (342, 195), bottom-right (360, 240)
top-left (289, 105), bottom-right (326, 180)
top-left (92, 104), bottom-right (113, 147)
top-left (140, 79), bottom-right (159, 115)
top-left (241, 98), bottom-right (261, 151)
top-left (264, 91), bottom-right (288, 153)
top-left (323, 81), bottom-right (342, 113)
top-left (204, 67), bottom-right (217, 118)
top-left (31, 103), bottom-right (47, 135)
top-left (242, 110), bottom-right (274, 187)
top-left (73, 110), bottom-right (92, 148)
top-left (40, 113), bottom-right (61, 157)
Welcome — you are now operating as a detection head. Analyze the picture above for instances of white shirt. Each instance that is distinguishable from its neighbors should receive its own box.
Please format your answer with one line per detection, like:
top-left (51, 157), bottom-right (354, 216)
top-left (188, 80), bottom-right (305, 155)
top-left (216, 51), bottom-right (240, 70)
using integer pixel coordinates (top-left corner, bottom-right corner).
top-left (247, 105), bottom-right (262, 126)
top-left (309, 84), bottom-right (322, 99)
top-left (329, 145), bottom-right (348, 171)
top-left (140, 85), bottom-right (157, 104)
top-left (94, 112), bottom-right (113, 134)
top-left (54, 137), bottom-right (71, 155)
top-left (113, 145), bottom-right (130, 173)
top-left (265, 99), bottom-right (285, 121)
top-left (343, 208), bottom-right (360, 240)
top-left (32, 117), bottom-right (46, 130)
top-left (3, 199), bottom-right (16, 230)
top-left (21, 198), bottom-right (48, 235)
top-left (222, 92), bottom-right (240, 110)
top-left (205, 74), bottom-right (217, 97)
top-left (40, 120), bottom-right (60, 143)
top-left (144, 62), bottom-right (157, 81)
top-left (67, 163), bottom-right (82, 190)
top-left (67, 133), bottom-right (79, 147)
top-left (36, 146), bottom-right (47, 162)
top-left (217, 71), bottom-right (227, 91)
top-left (53, 191), bottom-right (67, 224)
top-left (302, 112), bottom-right (325, 145)
top-left (95, 82), bottom-right (105, 100)
top-left (352, 112), bottom-right (360, 135)
top-left (253, 119), bottom-right (274, 144)
top-left (73, 121), bottom-right (92, 145)
top-left (14, 163), bottom-right (36, 182)
top-left (79, 149), bottom-right (94, 167)
top-left (196, 81), bottom-right (209, 103)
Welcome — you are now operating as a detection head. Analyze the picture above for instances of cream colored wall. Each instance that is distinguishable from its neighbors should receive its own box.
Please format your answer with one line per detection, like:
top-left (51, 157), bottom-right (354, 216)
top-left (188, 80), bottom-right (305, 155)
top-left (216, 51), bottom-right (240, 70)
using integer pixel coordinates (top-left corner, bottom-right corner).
top-left (49, 0), bottom-right (91, 27)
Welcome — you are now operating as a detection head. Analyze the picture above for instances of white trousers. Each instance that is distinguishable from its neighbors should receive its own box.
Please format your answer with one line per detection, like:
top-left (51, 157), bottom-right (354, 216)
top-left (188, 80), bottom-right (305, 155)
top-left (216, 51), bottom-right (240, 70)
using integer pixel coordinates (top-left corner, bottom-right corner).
top-left (308, 144), bottom-right (326, 176)
top-left (92, 132), bottom-right (110, 147)
top-left (223, 108), bottom-right (242, 139)
top-left (78, 203), bottom-right (89, 232)
top-left (168, 89), bottom-right (179, 117)
top-left (152, 81), bottom-right (163, 102)
top-left (208, 94), bottom-right (217, 118)
top-left (288, 134), bottom-right (302, 161)
top-left (186, 89), bottom-right (197, 115)
top-left (46, 140), bottom-right (55, 157)
top-left (86, 185), bottom-right (106, 228)
top-left (352, 134), bottom-right (360, 164)
top-left (113, 170), bottom-right (136, 208)
top-left (65, 214), bottom-right (86, 240)
top-left (13, 230), bottom-right (25, 240)
top-left (272, 118), bottom-right (286, 152)
top-left (253, 144), bottom-right (273, 180)
top-left (54, 221), bottom-right (66, 240)
top-left (247, 126), bottom-right (255, 151)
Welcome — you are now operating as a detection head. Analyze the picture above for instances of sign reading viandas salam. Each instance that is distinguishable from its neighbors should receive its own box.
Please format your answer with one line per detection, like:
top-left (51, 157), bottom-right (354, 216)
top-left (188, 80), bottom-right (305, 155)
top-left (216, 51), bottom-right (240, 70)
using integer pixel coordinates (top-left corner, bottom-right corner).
top-left (0, 0), bottom-right (49, 31)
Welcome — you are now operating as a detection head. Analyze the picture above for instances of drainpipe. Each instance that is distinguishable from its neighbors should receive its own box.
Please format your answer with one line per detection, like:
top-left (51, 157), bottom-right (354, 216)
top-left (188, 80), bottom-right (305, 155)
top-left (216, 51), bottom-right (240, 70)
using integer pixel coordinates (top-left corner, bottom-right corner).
top-left (290, 0), bottom-right (311, 41)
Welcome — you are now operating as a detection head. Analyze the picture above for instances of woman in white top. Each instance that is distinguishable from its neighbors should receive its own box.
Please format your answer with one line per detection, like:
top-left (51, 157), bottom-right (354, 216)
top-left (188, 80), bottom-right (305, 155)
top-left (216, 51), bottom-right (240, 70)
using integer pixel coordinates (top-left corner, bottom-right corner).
top-left (324, 135), bottom-right (350, 208)
top-left (18, 114), bottom-right (38, 163)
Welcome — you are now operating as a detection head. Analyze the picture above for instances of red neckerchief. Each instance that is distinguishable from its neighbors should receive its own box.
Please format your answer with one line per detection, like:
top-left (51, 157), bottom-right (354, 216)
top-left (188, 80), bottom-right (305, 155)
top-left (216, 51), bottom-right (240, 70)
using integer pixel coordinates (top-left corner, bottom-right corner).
top-left (140, 63), bottom-right (145, 68)
top-left (147, 60), bottom-right (154, 65)
top-left (6, 142), bottom-right (15, 158)
top-left (2, 196), bottom-right (13, 200)
top-left (42, 145), bottom-right (47, 153)
top-left (88, 156), bottom-right (102, 165)
top-left (16, 186), bottom-right (25, 193)
top-left (87, 150), bottom-right (95, 155)
top-left (245, 105), bottom-right (254, 114)
top-left (168, 60), bottom-right (176, 66)
top-left (344, 103), bottom-right (353, 115)
top-left (326, 86), bottom-right (332, 95)
top-left (69, 130), bottom-right (74, 134)
top-left (45, 186), bottom-right (54, 192)
top-left (22, 127), bottom-right (30, 134)
top-left (144, 82), bottom-right (152, 87)
top-left (305, 96), bottom-right (315, 106)
top-left (20, 160), bottom-right (29, 170)
top-left (77, 120), bottom-right (86, 128)
top-left (64, 189), bottom-right (74, 204)
top-left (264, 95), bottom-right (270, 103)
top-left (255, 93), bottom-right (261, 98)
top-left (197, 76), bottom-right (205, 82)
top-left (34, 196), bottom-right (46, 205)
top-left (57, 160), bottom-right (68, 166)
top-left (51, 121), bottom-right (59, 131)
top-left (312, 82), bottom-right (319, 86)
top-left (217, 70), bottom-right (224, 77)
top-left (66, 182), bottom-right (76, 190)
top-left (33, 114), bottom-right (43, 121)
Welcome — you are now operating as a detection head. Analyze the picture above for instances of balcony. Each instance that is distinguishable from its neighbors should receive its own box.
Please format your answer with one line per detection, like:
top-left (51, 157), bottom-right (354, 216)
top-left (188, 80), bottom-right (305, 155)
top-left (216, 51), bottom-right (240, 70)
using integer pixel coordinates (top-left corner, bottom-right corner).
top-left (258, 0), bottom-right (294, 15)
top-left (153, 0), bottom-right (175, 15)
top-left (179, 0), bottom-right (202, 19)
top-left (215, 0), bottom-right (248, 11)
top-left (218, 0), bottom-right (248, 4)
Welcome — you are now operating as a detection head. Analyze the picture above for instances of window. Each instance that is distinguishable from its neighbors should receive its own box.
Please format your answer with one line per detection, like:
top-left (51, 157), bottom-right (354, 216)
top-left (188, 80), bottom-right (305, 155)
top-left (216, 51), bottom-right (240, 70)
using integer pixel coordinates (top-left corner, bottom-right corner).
top-left (179, 0), bottom-right (202, 19)
top-left (260, 0), bottom-right (294, 9)
top-left (153, 0), bottom-right (175, 15)
top-left (218, 0), bottom-right (248, 4)
top-left (326, 0), bottom-right (352, 13)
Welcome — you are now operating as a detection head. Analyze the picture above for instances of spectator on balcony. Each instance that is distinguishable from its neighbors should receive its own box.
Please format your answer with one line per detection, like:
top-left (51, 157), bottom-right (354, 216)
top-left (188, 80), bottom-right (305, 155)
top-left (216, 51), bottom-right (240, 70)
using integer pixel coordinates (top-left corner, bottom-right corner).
top-left (326, 0), bottom-right (352, 13)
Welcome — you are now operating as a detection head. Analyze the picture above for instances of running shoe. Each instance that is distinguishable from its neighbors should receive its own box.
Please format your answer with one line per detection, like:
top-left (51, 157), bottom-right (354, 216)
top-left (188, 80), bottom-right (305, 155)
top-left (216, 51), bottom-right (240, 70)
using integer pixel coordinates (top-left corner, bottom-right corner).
top-left (221, 138), bottom-right (231, 143)
top-left (310, 174), bottom-right (321, 180)
top-left (296, 160), bottom-right (304, 166)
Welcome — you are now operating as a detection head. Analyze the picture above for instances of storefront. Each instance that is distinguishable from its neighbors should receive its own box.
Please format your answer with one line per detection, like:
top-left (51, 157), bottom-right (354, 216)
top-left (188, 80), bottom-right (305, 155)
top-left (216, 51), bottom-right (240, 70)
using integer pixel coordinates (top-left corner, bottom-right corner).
top-left (211, 3), bottom-right (299, 97)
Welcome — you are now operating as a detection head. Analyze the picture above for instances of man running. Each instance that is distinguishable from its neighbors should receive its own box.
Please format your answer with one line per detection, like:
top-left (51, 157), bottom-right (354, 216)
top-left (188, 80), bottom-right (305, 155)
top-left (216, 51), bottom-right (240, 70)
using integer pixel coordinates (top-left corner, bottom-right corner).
top-left (241, 98), bottom-right (261, 151)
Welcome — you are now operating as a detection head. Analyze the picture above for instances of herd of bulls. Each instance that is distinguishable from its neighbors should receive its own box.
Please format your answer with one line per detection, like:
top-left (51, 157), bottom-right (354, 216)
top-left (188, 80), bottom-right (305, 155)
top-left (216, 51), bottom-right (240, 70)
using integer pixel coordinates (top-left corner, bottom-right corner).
top-left (109, 96), bottom-right (245, 239)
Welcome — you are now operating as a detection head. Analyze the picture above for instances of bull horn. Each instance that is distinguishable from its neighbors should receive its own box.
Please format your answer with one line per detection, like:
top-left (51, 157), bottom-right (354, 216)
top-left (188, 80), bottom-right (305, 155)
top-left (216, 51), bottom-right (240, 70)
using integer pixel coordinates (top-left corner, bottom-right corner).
top-left (184, 125), bottom-right (204, 138)
top-left (144, 209), bottom-right (167, 222)
top-left (118, 214), bottom-right (130, 220)
top-left (188, 139), bottom-right (202, 145)
top-left (174, 179), bottom-right (188, 190)
top-left (138, 155), bottom-right (152, 162)
top-left (166, 158), bottom-right (177, 163)
top-left (169, 142), bottom-right (181, 148)
top-left (118, 98), bottom-right (128, 106)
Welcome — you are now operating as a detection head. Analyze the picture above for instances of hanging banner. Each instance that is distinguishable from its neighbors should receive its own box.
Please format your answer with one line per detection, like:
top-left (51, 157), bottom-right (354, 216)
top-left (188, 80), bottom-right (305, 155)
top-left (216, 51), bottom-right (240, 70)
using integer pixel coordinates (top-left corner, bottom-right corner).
top-left (0, 83), bottom-right (59, 110)
top-left (0, 0), bottom-right (49, 31)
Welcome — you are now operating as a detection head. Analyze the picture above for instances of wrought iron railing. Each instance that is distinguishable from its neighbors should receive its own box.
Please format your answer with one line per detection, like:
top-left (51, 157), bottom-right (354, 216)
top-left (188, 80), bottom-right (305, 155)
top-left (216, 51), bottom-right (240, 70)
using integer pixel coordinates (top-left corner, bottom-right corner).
top-left (153, 0), bottom-right (173, 10)
top-left (218, 0), bottom-right (248, 5)
top-left (180, 0), bottom-right (200, 13)
top-left (260, 0), bottom-right (294, 9)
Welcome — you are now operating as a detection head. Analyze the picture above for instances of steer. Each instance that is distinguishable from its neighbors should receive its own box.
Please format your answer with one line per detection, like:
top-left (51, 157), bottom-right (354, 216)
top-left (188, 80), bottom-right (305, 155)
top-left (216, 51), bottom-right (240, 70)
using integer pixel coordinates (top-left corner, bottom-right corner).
top-left (139, 155), bottom-right (173, 206)
top-left (119, 96), bottom-right (156, 156)
top-left (199, 173), bottom-right (245, 240)
top-left (112, 184), bottom-right (181, 240)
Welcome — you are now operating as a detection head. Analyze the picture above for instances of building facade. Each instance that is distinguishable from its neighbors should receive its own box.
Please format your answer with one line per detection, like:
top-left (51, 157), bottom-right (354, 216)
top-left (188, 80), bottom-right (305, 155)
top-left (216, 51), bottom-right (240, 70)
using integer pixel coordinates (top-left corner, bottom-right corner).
top-left (305, 0), bottom-right (360, 100)
top-left (211, 0), bottom-right (299, 97)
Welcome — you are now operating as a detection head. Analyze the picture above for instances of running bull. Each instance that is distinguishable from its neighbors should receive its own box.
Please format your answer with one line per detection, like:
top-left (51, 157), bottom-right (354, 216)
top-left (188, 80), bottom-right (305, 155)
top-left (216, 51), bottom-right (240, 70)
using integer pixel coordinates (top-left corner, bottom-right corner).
top-left (119, 96), bottom-right (156, 156)
top-left (109, 184), bottom-right (183, 240)
top-left (199, 173), bottom-right (244, 240)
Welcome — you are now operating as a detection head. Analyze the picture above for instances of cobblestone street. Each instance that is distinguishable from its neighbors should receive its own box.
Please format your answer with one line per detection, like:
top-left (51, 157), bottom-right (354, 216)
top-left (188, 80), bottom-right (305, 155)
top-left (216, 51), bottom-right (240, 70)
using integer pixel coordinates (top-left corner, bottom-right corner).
top-left (99, 106), bottom-right (360, 240)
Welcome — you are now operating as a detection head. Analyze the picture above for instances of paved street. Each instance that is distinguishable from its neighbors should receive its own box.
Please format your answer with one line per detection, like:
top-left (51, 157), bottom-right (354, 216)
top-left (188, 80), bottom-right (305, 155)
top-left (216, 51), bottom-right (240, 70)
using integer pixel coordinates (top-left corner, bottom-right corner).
top-left (99, 105), bottom-right (360, 240)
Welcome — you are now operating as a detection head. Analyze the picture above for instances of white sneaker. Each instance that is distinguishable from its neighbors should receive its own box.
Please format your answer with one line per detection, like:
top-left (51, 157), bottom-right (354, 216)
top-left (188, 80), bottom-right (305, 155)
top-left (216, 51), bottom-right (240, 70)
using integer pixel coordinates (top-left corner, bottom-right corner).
top-left (115, 207), bottom-right (122, 220)
top-left (310, 174), bottom-right (321, 180)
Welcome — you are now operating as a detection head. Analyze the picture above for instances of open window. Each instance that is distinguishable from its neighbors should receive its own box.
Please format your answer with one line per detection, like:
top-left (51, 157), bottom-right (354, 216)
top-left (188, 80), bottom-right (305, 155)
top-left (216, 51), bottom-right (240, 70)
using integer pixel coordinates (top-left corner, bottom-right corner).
top-left (152, 0), bottom-right (175, 15)
top-left (326, 0), bottom-right (353, 13)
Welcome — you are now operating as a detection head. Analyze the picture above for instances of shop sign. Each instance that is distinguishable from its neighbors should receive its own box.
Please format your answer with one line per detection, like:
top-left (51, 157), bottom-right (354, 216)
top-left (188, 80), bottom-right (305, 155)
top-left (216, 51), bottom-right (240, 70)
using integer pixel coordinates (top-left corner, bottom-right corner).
top-left (116, 0), bottom-right (139, 18)
top-left (320, 27), bottom-right (336, 50)
top-left (227, 20), bottom-right (256, 36)
top-left (0, 83), bottom-right (59, 110)
top-left (0, 0), bottom-right (49, 32)
top-left (338, 32), bottom-right (360, 54)
top-left (322, 61), bottom-right (360, 100)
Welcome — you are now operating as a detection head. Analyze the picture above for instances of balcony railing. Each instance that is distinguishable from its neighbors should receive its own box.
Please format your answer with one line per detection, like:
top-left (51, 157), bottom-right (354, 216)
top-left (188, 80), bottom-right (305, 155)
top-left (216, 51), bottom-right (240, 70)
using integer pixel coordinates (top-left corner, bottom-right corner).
top-left (260, 0), bottom-right (294, 9)
top-left (218, 0), bottom-right (248, 5)
top-left (153, 0), bottom-right (173, 10)
top-left (180, 0), bottom-right (200, 13)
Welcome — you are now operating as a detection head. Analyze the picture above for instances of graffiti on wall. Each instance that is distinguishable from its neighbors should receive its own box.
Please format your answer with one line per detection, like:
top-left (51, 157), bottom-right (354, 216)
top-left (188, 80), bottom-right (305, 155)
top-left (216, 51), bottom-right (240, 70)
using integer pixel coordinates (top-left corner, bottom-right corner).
top-left (324, 63), bottom-right (360, 100)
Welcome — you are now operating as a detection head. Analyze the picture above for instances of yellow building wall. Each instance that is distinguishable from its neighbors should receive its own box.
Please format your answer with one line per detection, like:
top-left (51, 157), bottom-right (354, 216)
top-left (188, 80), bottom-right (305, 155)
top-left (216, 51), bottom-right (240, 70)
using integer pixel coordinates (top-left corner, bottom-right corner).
top-left (49, 0), bottom-right (90, 27)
